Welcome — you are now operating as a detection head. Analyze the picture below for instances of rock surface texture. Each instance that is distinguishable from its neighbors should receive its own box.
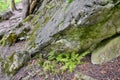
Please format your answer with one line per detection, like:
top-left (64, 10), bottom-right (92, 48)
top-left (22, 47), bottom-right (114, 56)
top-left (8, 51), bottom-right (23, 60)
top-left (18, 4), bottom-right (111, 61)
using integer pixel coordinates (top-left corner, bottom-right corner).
top-left (0, 0), bottom-right (120, 79)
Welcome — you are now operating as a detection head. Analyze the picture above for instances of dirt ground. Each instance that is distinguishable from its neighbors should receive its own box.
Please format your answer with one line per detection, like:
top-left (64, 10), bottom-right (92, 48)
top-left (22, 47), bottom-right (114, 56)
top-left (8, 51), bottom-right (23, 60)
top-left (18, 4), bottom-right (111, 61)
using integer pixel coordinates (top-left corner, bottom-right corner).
top-left (0, 3), bottom-right (22, 34)
top-left (11, 54), bottom-right (120, 80)
top-left (77, 54), bottom-right (120, 80)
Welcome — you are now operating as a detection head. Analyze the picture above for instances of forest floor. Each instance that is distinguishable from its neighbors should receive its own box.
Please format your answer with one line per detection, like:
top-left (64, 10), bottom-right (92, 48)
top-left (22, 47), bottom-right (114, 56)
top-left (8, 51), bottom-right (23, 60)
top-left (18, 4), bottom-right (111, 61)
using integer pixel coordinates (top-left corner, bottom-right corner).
top-left (0, 2), bottom-right (120, 80)
top-left (11, 54), bottom-right (120, 80)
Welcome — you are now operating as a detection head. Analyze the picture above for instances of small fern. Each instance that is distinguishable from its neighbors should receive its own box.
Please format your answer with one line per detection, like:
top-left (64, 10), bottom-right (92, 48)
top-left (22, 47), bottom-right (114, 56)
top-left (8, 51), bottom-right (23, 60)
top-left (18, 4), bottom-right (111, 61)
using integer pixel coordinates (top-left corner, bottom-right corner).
top-left (39, 50), bottom-right (90, 74)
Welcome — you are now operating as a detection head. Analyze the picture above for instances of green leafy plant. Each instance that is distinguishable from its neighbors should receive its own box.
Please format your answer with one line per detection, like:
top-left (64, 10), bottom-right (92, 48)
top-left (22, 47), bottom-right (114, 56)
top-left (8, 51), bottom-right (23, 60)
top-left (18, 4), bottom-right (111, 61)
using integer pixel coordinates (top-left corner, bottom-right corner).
top-left (0, 0), bottom-right (20, 13)
top-left (67, 0), bottom-right (73, 4)
top-left (39, 50), bottom-right (90, 74)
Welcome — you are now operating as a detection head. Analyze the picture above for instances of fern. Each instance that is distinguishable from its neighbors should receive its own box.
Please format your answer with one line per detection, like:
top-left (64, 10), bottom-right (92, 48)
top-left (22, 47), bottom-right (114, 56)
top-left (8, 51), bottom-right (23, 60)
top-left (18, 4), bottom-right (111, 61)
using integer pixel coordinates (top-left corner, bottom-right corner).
top-left (39, 50), bottom-right (90, 74)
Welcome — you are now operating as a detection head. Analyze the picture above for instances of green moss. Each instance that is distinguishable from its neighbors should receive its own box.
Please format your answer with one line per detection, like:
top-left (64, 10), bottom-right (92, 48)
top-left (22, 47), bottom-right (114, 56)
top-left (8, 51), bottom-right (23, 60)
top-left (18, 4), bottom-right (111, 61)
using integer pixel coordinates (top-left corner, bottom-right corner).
top-left (29, 22), bottom-right (40, 48)
top-left (52, 5), bottom-right (119, 53)
top-left (15, 22), bottom-right (23, 28)
top-left (65, 20), bottom-right (115, 50)
top-left (4, 62), bottom-right (10, 74)
top-left (8, 52), bottom-right (16, 63)
top-left (3, 53), bottom-right (15, 75)
top-left (0, 57), bottom-right (2, 62)
top-left (44, 17), bottom-right (51, 24)
top-left (0, 33), bottom-right (17, 46)
top-left (91, 36), bottom-right (120, 64)
top-left (31, 15), bottom-right (39, 26)
top-left (3, 51), bottom-right (30, 75)
top-left (46, 3), bottom-right (55, 9)
top-left (23, 15), bottom-right (34, 23)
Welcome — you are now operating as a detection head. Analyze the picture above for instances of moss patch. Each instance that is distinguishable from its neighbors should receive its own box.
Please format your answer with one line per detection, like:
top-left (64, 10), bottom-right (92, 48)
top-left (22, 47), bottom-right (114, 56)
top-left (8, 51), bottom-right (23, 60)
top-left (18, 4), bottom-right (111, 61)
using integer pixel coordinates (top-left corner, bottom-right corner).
top-left (29, 22), bottom-right (41, 48)
top-left (91, 36), bottom-right (120, 64)
top-left (49, 5), bottom-right (120, 54)
top-left (0, 33), bottom-right (17, 46)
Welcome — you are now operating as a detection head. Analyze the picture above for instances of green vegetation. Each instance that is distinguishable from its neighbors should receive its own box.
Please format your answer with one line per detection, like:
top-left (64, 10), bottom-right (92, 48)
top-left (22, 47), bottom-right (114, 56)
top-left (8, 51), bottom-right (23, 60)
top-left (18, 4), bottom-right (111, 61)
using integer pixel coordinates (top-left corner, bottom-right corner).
top-left (0, 33), bottom-right (17, 46)
top-left (29, 22), bottom-right (40, 48)
top-left (67, 0), bottom-right (73, 3)
top-left (46, 3), bottom-right (55, 9)
top-left (38, 51), bottom-right (90, 74)
top-left (0, 0), bottom-right (20, 13)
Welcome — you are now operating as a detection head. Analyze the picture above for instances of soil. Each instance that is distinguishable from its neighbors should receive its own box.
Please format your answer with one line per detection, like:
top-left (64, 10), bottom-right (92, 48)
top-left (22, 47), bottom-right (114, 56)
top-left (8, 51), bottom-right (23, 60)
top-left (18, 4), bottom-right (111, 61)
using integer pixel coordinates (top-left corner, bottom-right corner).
top-left (77, 54), bottom-right (120, 80)
top-left (0, 2), bottom-right (25, 59)
top-left (10, 54), bottom-right (120, 80)
top-left (0, 3), bottom-right (22, 34)
top-left (0, 2), bottom-right (26, 80)
top-left (0, 2), bottom-right (120, 80)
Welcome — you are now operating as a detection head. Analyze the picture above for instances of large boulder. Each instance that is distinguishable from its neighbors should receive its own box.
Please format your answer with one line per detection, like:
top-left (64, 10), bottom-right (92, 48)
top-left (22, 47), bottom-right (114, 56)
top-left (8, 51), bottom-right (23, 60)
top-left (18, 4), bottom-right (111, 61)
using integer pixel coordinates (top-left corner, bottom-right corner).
top-left (1, 0), bottom-right (120, 75)
top-left (29, 0), bottom-right (118, 54)
top-left (91, 4), bottom-right (120, 64)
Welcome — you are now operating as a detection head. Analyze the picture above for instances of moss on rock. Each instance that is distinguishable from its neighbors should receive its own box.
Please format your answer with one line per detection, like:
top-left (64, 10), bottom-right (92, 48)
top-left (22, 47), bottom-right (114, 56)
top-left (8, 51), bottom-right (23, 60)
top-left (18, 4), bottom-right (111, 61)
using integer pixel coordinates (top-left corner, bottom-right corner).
top-left (0, 33), bottom-right (17, 46)
top-left (44, 3), bottom-right (120, 54)
top-left (49, 16), bottom-right (116, 53)
top-left (3, 51), bottom-right (30, 75)
top-left (27, 21), bottom-right (41, 49)
top-left (91, 36), bottom-right (120, 64)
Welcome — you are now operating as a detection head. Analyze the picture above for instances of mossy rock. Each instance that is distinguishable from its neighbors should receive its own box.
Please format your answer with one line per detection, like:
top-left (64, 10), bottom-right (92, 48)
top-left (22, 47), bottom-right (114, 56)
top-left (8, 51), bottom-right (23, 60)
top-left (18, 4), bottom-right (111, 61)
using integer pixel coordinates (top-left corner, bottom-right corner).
top-left (43, 3), bottom-right (120, 54)
top-left (47, 18), bottom-right (116, 54)
top-left (3, 51), bottom-right (30, 75)
top-left (91, 36), bottom-right (120, 64)
top-left (0, 33), bottom-right (17, 46)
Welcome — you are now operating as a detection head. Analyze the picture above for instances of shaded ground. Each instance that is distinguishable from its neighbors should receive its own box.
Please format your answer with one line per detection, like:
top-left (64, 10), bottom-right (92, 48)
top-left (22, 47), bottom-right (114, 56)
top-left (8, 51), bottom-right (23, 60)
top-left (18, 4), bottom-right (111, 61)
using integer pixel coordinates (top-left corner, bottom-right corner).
top-left (0, 1), bottom-right (25, 58)
top-left (0, 3), bottom-right (22, 35)
top-left (0, 2), bottom-right (26, 80)
top-left (77, 55), bottom-right (120, 80)
top-left (0, 2), bottom-right (25, 58)
top-left (11, 54), bottom-right (120, 80)
top-left (0, 2), bottom-right (120, 80)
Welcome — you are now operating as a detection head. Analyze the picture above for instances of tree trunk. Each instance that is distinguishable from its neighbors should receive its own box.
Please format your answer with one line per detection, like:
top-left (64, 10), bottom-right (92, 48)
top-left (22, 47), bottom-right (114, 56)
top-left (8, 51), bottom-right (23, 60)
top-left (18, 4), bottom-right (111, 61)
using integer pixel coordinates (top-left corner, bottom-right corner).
top-left (10, 0), bottom-right (17, 11)
top-left (22, 0), bottom-right (30, 19)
